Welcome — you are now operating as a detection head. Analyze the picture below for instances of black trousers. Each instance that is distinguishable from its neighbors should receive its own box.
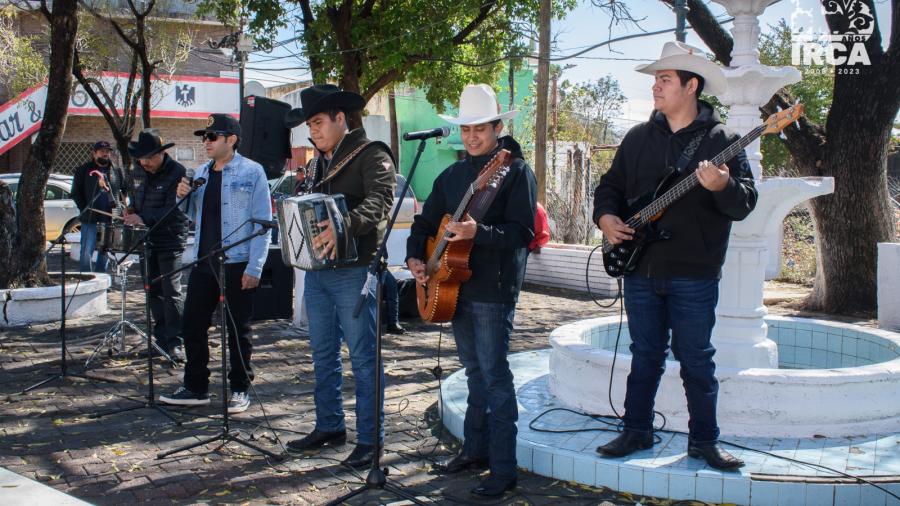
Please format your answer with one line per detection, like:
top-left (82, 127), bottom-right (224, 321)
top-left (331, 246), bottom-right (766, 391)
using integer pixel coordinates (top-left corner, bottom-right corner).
top-left (182, 262), bottom-right (255, 394)
top-left (142, 249), bottom-right (184, 350)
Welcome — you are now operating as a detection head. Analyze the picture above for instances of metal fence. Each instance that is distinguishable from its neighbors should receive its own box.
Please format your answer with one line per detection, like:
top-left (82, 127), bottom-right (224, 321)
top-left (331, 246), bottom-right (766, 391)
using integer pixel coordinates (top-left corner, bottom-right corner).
top-left (52, 143), bottom-right (94, 175)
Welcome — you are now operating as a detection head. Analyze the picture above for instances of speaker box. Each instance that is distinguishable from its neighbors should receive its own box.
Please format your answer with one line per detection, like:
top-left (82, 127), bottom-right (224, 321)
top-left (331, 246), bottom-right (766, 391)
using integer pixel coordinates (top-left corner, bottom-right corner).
top-left (251, 246), bottom-right (294, 320)
top-left (238, 95), bottom-right (292, 179)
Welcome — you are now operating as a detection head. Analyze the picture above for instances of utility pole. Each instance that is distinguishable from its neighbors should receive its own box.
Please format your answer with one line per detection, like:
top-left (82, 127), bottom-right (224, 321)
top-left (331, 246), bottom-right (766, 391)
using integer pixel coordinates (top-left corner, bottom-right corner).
top-left (534, 0), bottom-right (551, 205)
top-left (508, 61), bottom-right (515, 138)
top-left (674, 0), bottom-right (688, 42)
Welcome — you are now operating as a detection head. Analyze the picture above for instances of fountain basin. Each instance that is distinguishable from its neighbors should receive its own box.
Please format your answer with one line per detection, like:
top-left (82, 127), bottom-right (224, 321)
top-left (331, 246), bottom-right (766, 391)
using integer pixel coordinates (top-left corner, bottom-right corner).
top-left (550, 315), bottom-right (900, 438)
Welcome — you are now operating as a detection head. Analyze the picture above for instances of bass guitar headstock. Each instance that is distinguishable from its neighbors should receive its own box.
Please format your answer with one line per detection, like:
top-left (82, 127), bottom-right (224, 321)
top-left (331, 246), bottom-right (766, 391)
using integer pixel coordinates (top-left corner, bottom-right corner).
top-left (762, 103), bottom-right (804, 135)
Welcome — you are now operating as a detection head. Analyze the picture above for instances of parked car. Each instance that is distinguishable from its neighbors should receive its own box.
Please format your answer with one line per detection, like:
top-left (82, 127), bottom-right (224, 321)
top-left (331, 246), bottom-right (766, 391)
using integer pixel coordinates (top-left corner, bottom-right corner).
top-left (0, 173), bottom-right (80, 241)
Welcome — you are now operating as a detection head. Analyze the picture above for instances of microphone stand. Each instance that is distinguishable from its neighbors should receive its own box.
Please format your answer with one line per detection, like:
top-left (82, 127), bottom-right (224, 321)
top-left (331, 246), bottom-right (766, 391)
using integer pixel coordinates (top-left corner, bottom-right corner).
top-left (155, 225), bottom-right (281, 460)
top-left (332, 138), bottom-right (430, 506)
top-left (22, 190), bottom-right (116, 394)
top-left (90, 181), bottom-right (202, 421)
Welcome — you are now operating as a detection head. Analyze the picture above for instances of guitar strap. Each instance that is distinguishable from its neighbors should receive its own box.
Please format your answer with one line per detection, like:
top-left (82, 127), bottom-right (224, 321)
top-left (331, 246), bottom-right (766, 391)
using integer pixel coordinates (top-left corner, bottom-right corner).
top-left (675, 128), bottom-right (709, 174)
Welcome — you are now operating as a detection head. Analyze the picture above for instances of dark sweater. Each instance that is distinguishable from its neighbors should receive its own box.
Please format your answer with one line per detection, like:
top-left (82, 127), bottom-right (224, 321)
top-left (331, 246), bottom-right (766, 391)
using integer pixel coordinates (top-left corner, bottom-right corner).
top-left (72, 161), bottom-right (125, 223)
top-left (130, 154), bottom-right (188, 251)
top-left (407, 136), bottom-right (537, 303)
top-left (592, 101), bottom-right (758, 279)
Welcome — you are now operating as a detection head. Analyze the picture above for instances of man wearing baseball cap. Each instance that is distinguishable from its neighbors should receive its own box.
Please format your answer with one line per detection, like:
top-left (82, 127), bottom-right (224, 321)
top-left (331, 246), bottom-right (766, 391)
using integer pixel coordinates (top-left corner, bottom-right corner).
top-left (593, 42), bottom-right (757, 469)
top-left (71, 140), bottom-right (125, 272)
top-left (159, 113), bottom-right (272, 415)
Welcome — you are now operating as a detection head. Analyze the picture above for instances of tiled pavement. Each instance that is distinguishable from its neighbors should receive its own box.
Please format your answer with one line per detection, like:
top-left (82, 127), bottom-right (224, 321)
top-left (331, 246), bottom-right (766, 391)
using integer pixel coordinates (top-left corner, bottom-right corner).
top-left (0, 255), bottom-right (854, 505)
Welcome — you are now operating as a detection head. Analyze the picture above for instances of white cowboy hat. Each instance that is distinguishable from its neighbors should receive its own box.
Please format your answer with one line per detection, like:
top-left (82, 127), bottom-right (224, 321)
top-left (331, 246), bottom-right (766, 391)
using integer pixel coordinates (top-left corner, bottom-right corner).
top-left (439, 84), bottom-right (518, 126)
top-left (635, 41), bottom-right (727, 96)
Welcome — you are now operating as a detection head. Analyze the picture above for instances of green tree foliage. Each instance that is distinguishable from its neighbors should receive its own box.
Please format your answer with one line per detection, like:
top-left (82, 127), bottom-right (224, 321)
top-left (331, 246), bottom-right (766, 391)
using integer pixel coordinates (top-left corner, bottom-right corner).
top-left (556, 75), bottom-right (625, 146)
top-left (200, 0), bottom-right (575, 113)
top-left (758, 20), bottom-right (833, 176)
top-left (0, 8), bottom-right (48, 96)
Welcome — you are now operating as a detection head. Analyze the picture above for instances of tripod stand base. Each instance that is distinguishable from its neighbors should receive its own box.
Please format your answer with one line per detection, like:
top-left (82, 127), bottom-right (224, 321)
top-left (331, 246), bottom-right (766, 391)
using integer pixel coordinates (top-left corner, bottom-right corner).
top-left (156, 428), bottom-right (282, 460)
top-left (90, 398), bottom-right (181, 424)
top-left (325, 466), bottom-right (428, 506)
top-left (21, 370), bottom-right (116, 395)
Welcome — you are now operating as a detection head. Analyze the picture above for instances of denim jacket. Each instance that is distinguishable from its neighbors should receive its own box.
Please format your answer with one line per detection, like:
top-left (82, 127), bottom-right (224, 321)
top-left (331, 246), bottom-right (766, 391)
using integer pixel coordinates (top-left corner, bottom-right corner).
top-left (185, 153), bottom-right (272, 279)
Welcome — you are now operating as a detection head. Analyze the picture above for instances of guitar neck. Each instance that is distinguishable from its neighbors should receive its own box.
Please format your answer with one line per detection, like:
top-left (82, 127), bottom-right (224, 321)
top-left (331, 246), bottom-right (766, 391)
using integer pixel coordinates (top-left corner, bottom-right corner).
top-left (626, 124), bottom-right (764, 228)
top-left (427, 183), bottom-right (477, 267)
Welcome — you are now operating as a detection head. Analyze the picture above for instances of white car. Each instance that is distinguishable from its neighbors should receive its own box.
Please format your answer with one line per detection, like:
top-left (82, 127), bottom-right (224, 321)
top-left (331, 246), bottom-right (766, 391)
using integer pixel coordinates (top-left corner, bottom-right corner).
top-left (0, 173), bottom-right (80, 241)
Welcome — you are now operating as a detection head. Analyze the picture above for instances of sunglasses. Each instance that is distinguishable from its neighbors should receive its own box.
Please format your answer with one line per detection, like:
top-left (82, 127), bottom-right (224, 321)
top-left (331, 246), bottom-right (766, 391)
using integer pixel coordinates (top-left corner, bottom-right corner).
top-left (202, 132), bottom-right (228, 142)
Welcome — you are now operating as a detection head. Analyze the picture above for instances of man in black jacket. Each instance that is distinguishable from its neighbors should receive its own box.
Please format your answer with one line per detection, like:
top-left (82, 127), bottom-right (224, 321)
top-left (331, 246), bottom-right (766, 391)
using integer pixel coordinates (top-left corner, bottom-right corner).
top-left (407, 84), bottom-right (536, 498)
top-left (593, 42), bottom-right (758, 470)
top-left (72, 140), bottom-right (125, 272)
top-left (124, 129), bottom-right (189, 361)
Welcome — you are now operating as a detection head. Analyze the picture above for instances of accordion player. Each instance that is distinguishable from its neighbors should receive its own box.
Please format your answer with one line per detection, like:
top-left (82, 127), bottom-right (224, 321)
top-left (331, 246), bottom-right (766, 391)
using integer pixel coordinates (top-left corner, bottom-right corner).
top-left (276, 193), bottom-right (358, 271)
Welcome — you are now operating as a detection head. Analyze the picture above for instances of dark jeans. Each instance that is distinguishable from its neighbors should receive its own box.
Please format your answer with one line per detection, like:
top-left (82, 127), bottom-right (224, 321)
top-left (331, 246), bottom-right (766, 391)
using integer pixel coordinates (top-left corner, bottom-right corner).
top-left (142, 249), bottom-right (184, 351)
top-left (622, 276), bottom-right (720, 442)
top-left (382, 270), bottom-right (399, 326)
top-left (182, 262), bottom-right (255, 394)
top-left (451, 299), bottom-right (518, 480)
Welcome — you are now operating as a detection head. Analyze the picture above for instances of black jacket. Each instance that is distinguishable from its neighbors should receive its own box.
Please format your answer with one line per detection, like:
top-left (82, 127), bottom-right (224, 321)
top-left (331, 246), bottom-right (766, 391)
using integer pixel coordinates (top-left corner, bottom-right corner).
top-left (130, 154), bottom-right (189, 252)
top-left (72, 160), bottom-right (125, 224)
top-left (593, 101), bottom-right (758, 279)
top-left (407, 136), bottom-right (537, 303)
top-left (308, 128), bottom-right (396, 268)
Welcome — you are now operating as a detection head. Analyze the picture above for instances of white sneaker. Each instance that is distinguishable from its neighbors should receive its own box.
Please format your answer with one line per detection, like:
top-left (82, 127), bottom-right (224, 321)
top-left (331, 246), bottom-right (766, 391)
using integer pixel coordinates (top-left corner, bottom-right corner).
top-left (228, 391), bottom-right (250, 414)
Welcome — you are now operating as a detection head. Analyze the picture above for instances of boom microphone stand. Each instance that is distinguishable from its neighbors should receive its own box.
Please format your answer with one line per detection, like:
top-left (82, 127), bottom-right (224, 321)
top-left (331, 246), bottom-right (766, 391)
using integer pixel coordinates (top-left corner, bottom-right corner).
top-left (90, 180), bottom-right (204, 421)
top-left (22, 190), bottom-right (114, 394)
top-left (156, 225), bottom-right (280, 460)
top-left (330, 137), bottom-right (432, 506)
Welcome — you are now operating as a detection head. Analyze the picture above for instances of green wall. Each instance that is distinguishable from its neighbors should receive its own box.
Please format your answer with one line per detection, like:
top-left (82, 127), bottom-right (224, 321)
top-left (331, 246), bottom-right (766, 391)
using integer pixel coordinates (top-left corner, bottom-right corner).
top-left (394, 64), bottom-right (535, 200)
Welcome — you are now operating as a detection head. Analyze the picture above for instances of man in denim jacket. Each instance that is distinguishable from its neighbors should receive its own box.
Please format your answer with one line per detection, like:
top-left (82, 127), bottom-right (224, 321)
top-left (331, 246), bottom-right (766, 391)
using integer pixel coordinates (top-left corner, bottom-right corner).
top-left (159, 114), bottom-right (272, 414)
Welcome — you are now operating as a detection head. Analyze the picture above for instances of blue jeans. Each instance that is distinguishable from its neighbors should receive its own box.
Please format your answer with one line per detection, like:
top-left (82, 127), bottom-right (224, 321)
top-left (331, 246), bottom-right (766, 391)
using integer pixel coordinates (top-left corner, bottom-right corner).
top-left (452, 299), bottom-right (518, 480)
top-left (622, 277), bottom-right (720, 442)
top-left (305, 266), bottom-right (384, 445)
top-left (79, 222), bottom-right (108, 273)
top-left (382, 270), bottom-right (399, 326)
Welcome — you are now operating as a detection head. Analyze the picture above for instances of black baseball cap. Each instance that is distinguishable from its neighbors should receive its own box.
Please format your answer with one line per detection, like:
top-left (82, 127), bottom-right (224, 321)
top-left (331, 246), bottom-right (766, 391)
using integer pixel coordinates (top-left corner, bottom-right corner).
top-left (93, 140), bottom-right (113, 150)
top-left (194, 113), bottom-right (241, 137)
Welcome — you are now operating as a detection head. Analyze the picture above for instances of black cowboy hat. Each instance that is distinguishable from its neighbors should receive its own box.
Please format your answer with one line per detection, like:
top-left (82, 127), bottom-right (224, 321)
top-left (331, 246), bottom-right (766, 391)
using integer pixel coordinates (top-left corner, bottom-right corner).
top-left (128, 129), bottom-right (175, 159)
top-left (284, 84), bottom-right (366, 128)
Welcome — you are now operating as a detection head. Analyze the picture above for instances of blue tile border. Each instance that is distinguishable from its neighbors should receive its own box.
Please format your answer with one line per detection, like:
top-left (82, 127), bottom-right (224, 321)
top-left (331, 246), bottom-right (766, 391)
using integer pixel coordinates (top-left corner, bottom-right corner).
top-left (442, 349), bottom-right (900, 506)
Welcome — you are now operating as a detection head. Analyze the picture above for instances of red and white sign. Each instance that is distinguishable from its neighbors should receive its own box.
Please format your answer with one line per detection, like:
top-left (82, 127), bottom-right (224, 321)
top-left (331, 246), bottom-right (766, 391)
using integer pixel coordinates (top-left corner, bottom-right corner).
top-left (0, 73), bottom-right (240, 156)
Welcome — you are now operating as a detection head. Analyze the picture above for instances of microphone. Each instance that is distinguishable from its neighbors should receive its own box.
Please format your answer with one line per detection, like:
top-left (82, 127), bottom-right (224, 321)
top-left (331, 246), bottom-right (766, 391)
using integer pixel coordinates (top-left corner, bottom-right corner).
top-left (249, 218), bottom-right (278, 229)
top-left (185, 168), bottom-right (206, 189)
top-left (402, 126), bottom-right (450, 141)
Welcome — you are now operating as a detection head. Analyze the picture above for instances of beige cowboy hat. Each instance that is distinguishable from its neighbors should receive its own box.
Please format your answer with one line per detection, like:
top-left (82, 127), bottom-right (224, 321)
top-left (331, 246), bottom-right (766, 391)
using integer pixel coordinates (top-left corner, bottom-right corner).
top-left (635, 41), bottom-right (727, 96)
top-left (439, 84), bottom-right (518, 126)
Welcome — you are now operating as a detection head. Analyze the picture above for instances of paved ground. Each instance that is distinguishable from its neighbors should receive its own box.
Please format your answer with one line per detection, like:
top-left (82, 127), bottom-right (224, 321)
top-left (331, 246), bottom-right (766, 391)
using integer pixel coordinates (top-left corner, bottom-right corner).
top-left (1, 254), bottom-right (847, 505)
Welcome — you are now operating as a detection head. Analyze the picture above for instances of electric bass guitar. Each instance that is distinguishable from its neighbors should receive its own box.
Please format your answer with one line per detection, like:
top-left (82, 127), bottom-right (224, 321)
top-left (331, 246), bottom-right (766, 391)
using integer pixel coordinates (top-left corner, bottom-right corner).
top-left (601, 104), bottom-right (804, 278)
top-left (417, 149), bottom-right (512, 322)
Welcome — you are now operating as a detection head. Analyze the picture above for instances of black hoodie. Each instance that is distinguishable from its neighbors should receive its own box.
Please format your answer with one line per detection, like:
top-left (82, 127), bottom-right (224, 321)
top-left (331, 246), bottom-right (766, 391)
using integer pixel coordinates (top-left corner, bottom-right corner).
top-left (130, 154), bottom-right (189, 252)
top-left (407, 136), bottom-right (537, 303)
top-left (593, 101), bottom-right (758, 279)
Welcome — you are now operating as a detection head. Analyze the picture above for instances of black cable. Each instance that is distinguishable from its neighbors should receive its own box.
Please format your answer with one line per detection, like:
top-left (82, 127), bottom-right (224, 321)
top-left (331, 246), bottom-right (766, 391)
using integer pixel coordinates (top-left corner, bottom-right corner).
top-left (585, 243), bottom-right (620, 308)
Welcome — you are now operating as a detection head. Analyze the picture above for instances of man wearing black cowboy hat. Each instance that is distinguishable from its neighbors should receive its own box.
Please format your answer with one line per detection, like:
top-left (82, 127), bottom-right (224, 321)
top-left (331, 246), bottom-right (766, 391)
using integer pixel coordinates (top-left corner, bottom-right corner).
top-left (283, 84), bottom-right (396, 469)
top-left (124, 128), bottom-right (189, 362)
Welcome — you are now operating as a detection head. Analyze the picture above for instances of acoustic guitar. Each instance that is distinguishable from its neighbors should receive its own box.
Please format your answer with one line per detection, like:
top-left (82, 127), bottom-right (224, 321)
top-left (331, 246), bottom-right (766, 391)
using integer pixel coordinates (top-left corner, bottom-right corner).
top-left (602, 104), bottom-right (804, 278)
top-left (417, 149), bottom-right (512, 322)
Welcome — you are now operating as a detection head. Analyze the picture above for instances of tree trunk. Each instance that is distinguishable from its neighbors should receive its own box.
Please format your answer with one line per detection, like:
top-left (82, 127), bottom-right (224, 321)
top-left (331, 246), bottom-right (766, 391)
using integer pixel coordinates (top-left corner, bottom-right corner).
top-left (8, 0), bottom-right (78, 288)
top-left (533, 0), bottom-right (551, 205)
top-left (0, 182), bottom-right (15, 288)
top-left (389, 87), bottom-right (399, 167)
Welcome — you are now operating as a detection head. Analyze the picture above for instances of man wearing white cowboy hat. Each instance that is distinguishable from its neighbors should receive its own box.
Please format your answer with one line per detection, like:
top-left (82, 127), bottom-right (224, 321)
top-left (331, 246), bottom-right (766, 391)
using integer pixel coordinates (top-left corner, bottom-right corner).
top-left (592, 42), bottom-right (757, 470)
top-left (407, 84), bottom-right (536, 497)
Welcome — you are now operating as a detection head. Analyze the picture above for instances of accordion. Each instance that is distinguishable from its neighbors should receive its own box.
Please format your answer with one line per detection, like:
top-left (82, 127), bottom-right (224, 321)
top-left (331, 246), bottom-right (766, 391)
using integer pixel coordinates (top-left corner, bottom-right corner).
top-left (276, 193), bottom-right (358, 271)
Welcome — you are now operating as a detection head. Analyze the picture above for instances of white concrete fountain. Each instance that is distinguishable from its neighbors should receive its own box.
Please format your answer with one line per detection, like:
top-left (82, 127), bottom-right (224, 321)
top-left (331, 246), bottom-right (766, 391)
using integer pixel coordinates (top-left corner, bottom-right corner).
top-left (547, 0), bottom-right (900, 439)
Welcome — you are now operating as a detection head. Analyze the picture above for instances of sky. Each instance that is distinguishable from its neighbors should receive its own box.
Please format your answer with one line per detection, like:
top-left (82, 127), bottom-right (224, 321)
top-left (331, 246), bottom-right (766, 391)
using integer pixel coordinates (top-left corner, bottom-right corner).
top-left (244, 0), bottom-right (895, 132)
